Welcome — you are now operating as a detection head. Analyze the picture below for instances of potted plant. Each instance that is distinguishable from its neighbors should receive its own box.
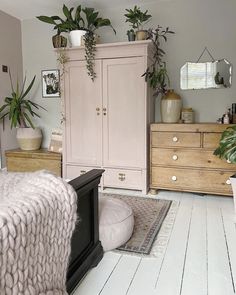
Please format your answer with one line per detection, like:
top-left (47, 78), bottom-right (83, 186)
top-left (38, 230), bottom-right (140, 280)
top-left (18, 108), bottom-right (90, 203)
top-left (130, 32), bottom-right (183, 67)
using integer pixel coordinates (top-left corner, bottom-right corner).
top-left (36, 15), bottom-right (67, 48)
top-left (124, 6), bottom-right (152, 40)
top-left (141, 26), bottom-right (179, 122)
top-left (214, 125), bottom-right (236, 199)
top-left (37, 4), bottom-right (116, 81)
top-left (0, 73), bottom-right (46, 150)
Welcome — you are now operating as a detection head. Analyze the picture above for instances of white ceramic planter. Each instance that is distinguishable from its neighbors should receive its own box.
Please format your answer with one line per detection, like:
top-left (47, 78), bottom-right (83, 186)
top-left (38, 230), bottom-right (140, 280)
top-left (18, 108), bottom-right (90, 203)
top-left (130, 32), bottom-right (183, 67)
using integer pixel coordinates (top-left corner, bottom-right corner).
top-left (16, 127), bottom-right (42, 150)
top-left (69, 30), bottom-right (87, 47)
top-left (230, 175), bottom-right (236, 221)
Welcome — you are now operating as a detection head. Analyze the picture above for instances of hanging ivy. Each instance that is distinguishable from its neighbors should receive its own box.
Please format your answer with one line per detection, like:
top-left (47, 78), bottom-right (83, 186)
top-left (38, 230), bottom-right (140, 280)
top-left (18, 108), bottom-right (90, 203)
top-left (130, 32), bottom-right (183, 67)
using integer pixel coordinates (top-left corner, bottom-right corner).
top-left (84, 32), bottom-right (97, 81)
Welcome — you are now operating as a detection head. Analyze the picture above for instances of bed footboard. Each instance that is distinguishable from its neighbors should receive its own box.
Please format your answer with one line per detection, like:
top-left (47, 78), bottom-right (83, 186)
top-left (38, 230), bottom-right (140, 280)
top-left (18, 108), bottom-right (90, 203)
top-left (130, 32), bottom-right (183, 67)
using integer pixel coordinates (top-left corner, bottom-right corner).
top-left (66, 169), bottom-right (104, 293)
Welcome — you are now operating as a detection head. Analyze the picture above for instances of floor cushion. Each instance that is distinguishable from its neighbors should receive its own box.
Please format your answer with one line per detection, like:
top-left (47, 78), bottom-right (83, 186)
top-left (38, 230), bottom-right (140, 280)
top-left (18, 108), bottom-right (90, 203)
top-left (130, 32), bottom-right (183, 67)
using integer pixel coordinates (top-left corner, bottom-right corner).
top-left (99, 196), bottom-right (134, 251)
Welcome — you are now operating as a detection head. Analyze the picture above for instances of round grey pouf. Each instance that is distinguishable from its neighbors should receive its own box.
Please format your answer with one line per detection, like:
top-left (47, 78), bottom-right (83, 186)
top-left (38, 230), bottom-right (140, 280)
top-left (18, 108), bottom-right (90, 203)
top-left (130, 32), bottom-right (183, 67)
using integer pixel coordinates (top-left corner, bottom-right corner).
top-left (99, 197), bottom-right (134, 252)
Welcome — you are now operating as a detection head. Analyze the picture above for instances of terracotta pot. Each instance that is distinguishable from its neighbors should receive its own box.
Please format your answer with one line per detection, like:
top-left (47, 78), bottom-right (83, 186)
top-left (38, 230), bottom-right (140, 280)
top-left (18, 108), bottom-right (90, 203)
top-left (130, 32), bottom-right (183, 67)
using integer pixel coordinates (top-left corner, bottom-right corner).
top-left (52, 34), bottom-right (67, 48)
top-left (136, 30), bottom-right (148, 41)
top-left (16, 127), bottom-right (42, 151)
top-left (161, 90), bottom-right (182, 123)
top-left (69, 30), bottom-right (87, 47)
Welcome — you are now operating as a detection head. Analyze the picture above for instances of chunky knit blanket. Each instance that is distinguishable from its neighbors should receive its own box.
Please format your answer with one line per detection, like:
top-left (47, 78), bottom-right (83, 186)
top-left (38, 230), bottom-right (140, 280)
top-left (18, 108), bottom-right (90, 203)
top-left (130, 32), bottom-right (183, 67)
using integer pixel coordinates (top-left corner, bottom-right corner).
top-left (0, 170), bottom-right (77, 295)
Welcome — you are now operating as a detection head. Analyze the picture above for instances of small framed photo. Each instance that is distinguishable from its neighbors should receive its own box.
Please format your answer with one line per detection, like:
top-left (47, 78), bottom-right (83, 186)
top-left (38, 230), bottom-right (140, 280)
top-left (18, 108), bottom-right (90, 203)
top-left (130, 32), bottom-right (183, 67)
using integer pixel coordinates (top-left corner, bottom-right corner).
top-left (42, 69), bottom-right (60, 98)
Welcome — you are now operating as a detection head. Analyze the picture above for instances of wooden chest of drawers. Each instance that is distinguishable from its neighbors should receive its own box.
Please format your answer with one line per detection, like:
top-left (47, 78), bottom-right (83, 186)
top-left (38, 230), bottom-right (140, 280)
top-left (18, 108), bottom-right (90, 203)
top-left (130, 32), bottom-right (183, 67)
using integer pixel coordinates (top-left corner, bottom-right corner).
top-left (150, 123), bottom-right (236, 196)
top-left (5, 149), bottom-right (62, 177)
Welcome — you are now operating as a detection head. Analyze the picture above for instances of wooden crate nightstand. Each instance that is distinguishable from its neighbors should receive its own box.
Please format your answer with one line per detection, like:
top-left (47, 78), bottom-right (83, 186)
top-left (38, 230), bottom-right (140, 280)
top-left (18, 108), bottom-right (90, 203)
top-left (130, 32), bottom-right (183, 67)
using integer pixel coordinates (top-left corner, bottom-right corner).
top-left (5, 149), bottom-right (62, 177)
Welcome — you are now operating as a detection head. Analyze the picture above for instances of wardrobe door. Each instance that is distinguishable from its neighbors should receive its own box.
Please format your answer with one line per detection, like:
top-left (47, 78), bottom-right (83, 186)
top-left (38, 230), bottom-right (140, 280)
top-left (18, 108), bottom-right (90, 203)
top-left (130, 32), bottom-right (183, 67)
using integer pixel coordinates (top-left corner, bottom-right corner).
top-left (102, 57), bottom-right (146, 169)
top-left (64, 60), bottom-right (102, 166)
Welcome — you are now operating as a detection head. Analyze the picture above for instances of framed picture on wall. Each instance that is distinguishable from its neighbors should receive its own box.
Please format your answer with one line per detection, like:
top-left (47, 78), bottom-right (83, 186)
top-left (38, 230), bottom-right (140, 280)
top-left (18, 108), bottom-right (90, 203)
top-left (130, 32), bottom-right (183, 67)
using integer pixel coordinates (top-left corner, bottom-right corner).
top-left (41, 69), bottom-right (60, 98)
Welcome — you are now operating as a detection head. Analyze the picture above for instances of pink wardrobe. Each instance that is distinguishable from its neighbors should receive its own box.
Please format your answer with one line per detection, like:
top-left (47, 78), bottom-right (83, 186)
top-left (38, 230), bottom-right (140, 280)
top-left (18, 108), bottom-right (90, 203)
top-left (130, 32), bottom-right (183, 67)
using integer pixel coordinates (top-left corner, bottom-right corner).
top-left (62, 40), bottom-right (154, 193)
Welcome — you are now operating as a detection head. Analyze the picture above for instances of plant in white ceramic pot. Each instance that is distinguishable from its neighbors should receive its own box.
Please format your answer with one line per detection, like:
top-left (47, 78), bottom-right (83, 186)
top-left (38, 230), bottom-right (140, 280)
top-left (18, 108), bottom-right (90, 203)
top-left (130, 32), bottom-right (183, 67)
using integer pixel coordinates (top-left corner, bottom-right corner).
top-left (0, 73), bottom-right (46, 150)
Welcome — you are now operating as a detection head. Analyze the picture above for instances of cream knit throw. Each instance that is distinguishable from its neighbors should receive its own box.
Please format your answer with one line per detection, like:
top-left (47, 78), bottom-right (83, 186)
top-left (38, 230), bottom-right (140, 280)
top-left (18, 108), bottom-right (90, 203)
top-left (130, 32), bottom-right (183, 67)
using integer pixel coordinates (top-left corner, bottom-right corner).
top-left (0, 170), bottom-right (77, 295)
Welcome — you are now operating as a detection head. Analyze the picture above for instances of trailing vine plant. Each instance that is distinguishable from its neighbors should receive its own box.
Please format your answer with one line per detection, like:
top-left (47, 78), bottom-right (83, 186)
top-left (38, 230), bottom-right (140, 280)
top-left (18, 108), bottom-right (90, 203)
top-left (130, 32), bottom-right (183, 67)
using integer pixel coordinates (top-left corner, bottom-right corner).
top-left (84, 31), bottom-right (97, 80)
top-left (142, 26), bottom-right (174, 96)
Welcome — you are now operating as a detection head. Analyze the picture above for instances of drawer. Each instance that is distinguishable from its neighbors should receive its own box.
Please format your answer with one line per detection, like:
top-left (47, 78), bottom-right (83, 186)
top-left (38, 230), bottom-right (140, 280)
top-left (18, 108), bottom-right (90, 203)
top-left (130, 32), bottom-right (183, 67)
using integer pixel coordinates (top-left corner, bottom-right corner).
top-left (151, 131), bottom-right (201, 148)
top-left (203, 133), bottom-right (222, 148)
top-left (6, 157), bottom-right (61, 176)
top-left (151, 148), bottom-right (235, 170)
top-left (151, 167), bottom-right (233, 195)
top-left (65, 165), bottom-right (97, 180)
top-left (103, 168), bottom-right (143, 190)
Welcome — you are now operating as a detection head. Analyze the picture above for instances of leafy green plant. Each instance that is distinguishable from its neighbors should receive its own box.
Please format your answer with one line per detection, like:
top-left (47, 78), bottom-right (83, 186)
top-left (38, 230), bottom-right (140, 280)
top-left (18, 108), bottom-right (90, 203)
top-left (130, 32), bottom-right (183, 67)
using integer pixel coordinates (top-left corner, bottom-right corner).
top-left (142, 26), bottom-right (174, 97)
top-left (124, 6), bottom-right (151, 30)
top-left (214, 126), bottom-right (236, 163)
top-left (0, 73), bottom-right (46, 129)
top-left (37, 5), bottom-right (116, 80)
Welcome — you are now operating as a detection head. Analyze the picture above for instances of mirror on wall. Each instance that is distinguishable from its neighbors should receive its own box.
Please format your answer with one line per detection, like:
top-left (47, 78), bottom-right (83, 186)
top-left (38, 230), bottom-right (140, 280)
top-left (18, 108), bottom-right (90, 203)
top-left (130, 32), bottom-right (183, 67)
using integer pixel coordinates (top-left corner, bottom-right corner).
top-left (180, 59), bottom-right (232, 90)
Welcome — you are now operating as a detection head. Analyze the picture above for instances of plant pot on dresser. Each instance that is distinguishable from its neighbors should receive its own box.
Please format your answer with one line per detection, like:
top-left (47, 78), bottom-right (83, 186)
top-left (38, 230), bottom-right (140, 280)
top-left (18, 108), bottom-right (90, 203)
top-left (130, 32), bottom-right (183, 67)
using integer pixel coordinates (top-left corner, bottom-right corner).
top-left (150, 123), bottom-right (236, 196)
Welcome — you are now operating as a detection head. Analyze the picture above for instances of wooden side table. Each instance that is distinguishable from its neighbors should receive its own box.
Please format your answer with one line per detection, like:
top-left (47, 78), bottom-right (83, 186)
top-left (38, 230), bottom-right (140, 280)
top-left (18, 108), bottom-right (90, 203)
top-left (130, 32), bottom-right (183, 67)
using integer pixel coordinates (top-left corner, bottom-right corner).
top-left (5, 149), bottom-right (62, 177)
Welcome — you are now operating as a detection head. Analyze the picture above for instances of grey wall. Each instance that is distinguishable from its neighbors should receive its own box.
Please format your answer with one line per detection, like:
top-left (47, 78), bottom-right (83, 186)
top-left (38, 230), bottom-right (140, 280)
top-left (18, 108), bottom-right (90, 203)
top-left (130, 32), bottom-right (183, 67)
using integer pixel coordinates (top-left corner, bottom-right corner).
top-left (22, 0), bottom-right (236, 147)
top-left (0, 10), bottom-right (23, 166)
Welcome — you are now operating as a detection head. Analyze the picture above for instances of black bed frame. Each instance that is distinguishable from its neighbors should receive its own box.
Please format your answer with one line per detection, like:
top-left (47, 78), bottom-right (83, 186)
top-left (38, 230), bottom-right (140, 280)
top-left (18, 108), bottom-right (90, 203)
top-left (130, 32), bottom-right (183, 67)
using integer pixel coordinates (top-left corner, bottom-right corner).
top-left (66, 169), bottom-right (104, 293)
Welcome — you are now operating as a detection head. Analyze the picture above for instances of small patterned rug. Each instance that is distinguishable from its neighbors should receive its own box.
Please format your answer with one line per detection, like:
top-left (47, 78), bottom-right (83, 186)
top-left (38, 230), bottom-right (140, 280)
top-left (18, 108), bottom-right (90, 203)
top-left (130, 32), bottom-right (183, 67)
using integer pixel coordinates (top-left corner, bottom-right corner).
top-left (101, 194), bottom-right (174, 256)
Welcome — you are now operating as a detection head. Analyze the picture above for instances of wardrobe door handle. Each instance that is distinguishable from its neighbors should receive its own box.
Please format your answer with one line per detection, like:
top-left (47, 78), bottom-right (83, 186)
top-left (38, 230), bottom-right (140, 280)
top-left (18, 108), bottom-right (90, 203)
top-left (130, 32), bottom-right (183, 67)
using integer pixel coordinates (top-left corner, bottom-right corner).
top-left (118, 173), bottom-right (126, 181)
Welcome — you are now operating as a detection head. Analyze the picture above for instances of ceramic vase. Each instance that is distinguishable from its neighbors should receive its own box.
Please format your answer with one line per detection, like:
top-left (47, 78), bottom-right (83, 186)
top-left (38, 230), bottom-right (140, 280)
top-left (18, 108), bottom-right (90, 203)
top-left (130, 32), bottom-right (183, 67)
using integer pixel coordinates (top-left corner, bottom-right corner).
top-left (69, 30), bottom-right (87, 47)
top-left (161, 90), bottom-right (182, 123)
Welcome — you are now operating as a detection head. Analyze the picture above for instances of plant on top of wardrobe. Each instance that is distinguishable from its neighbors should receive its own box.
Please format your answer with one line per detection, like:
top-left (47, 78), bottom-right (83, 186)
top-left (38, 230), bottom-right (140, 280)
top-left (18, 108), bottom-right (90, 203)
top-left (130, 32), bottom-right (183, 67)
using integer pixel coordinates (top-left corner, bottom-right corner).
top-left (125, 6), bottom-right (151, 30)
top-left (142, 26), bottom-right (174, 97)
top-left (37, 5), bottom-right (116, 81)
top-left (124, 6), bottom-right (152, 40)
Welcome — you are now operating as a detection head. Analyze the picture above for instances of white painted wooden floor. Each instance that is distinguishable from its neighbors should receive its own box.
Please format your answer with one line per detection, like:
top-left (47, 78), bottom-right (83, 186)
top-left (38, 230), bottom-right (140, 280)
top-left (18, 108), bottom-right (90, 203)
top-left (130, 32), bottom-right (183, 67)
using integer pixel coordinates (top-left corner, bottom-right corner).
top-left (73, 190), bottom-right (236, 295)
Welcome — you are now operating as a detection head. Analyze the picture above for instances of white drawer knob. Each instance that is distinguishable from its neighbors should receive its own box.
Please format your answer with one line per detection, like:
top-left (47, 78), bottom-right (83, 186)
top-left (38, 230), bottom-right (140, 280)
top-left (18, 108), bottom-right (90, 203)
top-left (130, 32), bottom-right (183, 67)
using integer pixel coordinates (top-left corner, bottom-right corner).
top-left (172, 136), bottom-right (178, 142)
top-left (171, 176), bottom-right (177, 181)
top-left (226, 179), bottom-right (231, 185)
top-left (227, 159), bottom-right (231, 163)
top-left (172, 155), bottom-right (178, 161)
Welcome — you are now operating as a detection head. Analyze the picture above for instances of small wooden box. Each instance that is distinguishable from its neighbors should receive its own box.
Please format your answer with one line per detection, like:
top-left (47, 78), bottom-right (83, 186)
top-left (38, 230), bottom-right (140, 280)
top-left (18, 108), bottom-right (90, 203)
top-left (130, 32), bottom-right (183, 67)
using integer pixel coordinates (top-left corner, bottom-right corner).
top-left (5, 149), bottom-right (62, 177)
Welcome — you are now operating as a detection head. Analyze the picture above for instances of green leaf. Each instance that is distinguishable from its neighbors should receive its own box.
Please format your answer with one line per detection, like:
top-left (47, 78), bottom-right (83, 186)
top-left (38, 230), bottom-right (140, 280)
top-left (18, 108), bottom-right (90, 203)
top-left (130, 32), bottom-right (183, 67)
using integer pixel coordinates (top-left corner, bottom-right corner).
top-left (63, 4), bottom-right (74, 21)
top-left (36, 16), bottom-right (57, 25)
top-left (21, 75), bottom-right (36, 100)
top-left (23, 112), bottom-right (35, 128)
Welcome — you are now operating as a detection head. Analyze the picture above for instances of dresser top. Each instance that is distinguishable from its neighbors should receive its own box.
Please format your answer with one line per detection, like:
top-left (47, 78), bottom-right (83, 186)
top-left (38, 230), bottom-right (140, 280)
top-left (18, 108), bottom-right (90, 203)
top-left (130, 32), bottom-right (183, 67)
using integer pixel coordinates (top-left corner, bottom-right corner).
top-left (5, 148), bottom-right (61, 160)
top-left (151, 123), bottom-right (234, 133)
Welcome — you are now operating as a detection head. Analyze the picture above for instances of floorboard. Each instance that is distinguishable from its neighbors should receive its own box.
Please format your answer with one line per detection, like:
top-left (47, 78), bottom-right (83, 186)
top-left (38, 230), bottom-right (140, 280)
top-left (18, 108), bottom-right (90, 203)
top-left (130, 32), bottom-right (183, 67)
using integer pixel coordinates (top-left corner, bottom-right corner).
top-left (74, 190), bottom-right (236, 295)
top-left (99, 255), bottom-right (141, 295)
top-left (180, 196), bottom-right (207, 295)
top-left (207, 196), bottom-right (235, 295)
